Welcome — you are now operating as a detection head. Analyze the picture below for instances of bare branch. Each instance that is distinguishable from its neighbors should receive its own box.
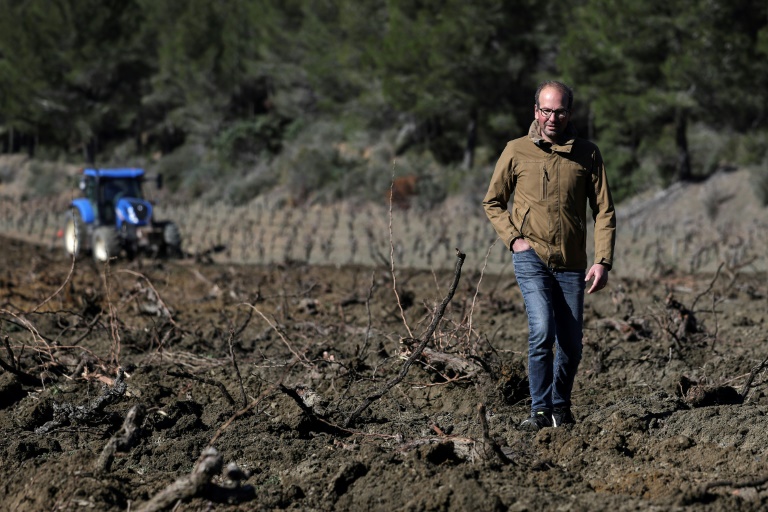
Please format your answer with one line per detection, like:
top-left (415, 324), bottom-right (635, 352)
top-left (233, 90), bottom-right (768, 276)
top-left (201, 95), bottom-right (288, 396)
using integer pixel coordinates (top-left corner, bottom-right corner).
top-left (477, 403), bottom-right (513, 465)
top-left (740, 354), bottom-right (768, 400)
top-left (94, 404), bottom-right (146, 474)
top-left (134, 447), bottom-right (223, 512)
top-left (239, 303), bottom-right (312, 367)
top-left (345, 250), bottom-right (466, 427)
top-left (32, 231), bottom-right (77, 313)
top-left (167, 368), bottom-right (236, 407)
top-left (228, 328), bottom-right (248, 408)
top-left (691, 262), bottom-right (723, 312)
top-left (388, 161), bottom-right (414, 339)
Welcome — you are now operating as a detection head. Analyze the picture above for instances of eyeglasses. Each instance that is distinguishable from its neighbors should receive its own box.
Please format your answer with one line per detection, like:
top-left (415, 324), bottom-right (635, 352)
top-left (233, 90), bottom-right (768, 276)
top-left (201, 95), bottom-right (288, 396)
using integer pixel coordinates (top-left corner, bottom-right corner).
top-left (537, 106), bottom-right (570, 119)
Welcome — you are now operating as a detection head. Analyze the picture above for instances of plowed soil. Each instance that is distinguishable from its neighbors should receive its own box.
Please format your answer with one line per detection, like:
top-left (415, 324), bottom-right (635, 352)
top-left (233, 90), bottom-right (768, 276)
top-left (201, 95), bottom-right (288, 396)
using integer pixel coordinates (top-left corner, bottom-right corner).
top-left (1, 234), bottom-right (767, 511)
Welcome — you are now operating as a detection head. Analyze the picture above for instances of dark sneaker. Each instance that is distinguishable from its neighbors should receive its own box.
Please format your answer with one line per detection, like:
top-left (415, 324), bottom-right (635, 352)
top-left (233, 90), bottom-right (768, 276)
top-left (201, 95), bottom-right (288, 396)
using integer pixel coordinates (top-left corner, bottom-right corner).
top-left (552, 407), bottom-right (576, 427)
top-left (519, 410), bottom-right (553, 431)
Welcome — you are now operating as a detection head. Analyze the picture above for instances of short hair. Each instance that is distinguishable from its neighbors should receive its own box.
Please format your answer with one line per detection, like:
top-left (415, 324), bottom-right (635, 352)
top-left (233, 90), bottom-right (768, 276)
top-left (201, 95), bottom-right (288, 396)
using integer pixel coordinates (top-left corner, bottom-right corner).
top-left (535, 81), bottom-right (574, 110)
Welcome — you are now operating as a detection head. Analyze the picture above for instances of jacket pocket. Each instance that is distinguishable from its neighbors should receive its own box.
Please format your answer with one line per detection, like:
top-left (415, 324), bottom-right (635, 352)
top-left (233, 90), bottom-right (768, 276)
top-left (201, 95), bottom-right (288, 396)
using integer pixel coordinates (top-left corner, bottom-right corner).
top-left (540, 164), bottom-right (548, 201)
top-left (512, 202), bottom-right (531, 235)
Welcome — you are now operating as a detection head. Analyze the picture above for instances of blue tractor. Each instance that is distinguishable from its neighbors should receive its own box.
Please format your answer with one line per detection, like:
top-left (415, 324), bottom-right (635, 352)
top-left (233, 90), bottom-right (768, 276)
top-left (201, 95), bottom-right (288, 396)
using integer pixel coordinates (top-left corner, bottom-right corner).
top-left (63, 168), bottom-right (182, 263)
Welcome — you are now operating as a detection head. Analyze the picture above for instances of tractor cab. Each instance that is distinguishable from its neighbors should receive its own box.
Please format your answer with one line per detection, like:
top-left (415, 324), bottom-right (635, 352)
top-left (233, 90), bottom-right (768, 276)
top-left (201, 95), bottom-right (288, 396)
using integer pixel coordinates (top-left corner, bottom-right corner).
top-left (79, 168), bottom-right (153, 227)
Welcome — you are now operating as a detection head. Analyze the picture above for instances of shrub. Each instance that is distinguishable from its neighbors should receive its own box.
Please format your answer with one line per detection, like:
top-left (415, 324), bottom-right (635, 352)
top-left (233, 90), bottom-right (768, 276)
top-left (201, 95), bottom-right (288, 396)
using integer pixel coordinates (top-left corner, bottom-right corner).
top-left (153, 143), bottom-right (213, 198)
top-left (224, 165), bottom-right (278, 206)
top-left (751, 158), bottom-right (768, 207)
top-left (214, 116), bottom-right (285, 165)
top-left (733, 131), bottom-right (768, 168)
top-left (25, 161), bottom-right (66, 197)
top-left (688, 123), bottom-right (733, 175)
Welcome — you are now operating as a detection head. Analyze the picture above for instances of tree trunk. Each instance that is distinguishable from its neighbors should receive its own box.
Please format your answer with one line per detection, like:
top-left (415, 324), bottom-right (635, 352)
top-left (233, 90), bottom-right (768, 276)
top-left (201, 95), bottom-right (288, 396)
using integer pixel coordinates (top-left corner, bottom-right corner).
top-left (84, 136), bottom-right (97, 165)
top-left (676, 108), bottom-right (692, 181)
top-left (462, 108), bottom-right (477, 171)
top-left (29, 132), bottom-right (37, 158)
top-left (135, 110), bottom-right (144, 154)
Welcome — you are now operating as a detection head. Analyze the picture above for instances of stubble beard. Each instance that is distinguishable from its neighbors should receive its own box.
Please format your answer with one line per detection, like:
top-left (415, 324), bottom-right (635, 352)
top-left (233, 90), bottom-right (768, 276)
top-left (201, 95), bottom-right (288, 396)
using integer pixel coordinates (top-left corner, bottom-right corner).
top-left (542, 122), bottom-right (563, 142)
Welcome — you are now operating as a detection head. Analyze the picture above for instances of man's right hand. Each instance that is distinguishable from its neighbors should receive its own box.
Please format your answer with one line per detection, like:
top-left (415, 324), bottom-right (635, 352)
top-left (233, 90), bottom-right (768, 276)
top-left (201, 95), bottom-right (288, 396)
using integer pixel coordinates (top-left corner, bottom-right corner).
top-left (512, 237), bottom-right (531, 253)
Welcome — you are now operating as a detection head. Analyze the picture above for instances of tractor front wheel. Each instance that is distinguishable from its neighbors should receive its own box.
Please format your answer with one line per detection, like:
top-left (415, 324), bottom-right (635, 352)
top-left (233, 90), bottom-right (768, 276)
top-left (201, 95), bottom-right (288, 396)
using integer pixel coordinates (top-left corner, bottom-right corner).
top-left (163, 222), bottom-right (182, 258)
top-left (63, 210), bottom-right (87, 258)
top-left (92, 227), bottom-right (120, 263)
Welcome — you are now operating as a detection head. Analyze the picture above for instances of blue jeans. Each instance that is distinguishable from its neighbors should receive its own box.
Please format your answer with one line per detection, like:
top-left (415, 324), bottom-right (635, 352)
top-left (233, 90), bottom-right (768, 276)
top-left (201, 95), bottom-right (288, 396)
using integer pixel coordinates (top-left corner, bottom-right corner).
top-left (513, 249), bottom-right (585, 413)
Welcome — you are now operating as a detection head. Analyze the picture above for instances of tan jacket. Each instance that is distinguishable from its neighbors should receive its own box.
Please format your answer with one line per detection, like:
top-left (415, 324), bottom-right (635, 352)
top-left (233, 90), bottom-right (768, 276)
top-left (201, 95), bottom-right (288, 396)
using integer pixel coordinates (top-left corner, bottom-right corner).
top-left (483, 121), bottom-right (616, 270)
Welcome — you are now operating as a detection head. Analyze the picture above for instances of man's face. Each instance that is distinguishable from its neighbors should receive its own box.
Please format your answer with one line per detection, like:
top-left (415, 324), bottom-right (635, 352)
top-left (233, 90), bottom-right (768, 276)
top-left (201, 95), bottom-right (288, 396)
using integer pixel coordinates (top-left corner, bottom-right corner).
top-left (535, 87), bottom-right (571, 143)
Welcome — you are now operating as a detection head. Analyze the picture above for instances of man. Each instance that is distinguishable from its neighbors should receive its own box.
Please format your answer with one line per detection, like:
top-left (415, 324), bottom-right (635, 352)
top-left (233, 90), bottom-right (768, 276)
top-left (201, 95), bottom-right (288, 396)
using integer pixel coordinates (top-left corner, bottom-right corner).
top-left (483, 81), bottom-right (616, 430)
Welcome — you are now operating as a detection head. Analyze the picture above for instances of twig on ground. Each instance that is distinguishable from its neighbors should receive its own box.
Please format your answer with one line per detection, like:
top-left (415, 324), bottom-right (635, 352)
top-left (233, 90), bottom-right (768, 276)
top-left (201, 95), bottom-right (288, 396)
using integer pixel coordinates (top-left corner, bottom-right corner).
top-left (239, 303), bottom-right (311, 367)
top-left (691, 262), bottom-right (724, 312)
top-left (684, 474), bottom-right (768, 505)
top-left (141, 327), bottom-right (177, 366)
top-left (409, 372), bottom-right (477, 389)
top-left (117, 269), bottom-right (178, 327)
top-left (134, 447), bottom-right (225, 512)
top-left (709, 291), bottom-right (720, 351)
top-left (278, 385), bottom-right (349, 436)
top-left (407, 344), bottom-right (483, 378)
top-left (344, 249), bottom-right (466, 427)
top-left (702, 475), bottom-right (768, 492)
top-left (32, 229), bottom-right (77, 313)
top-left (466, 239), bottom-right (498, 347)
top-left (646, 303), bottom-right (686, 360)
top-left (207, 359), bottom-right (298, 447)
top-left (430, 423), bottom-right (446, 436)
top-left (35, 368), bottom-right (127, 434)
top-left (278, 384), bottom-right (402, 440)
top-left (94, 404), bottom-right (146, 473)
top-left (232, 308), bottom-right (253, 338)
top-left (167, 368), bottom-right (236, 407)
top-left (101, 261), bottom-right (122, 367)
top-left (67, 351), bottom-right (92, 380)
top-left (740, 353), bottom-right (768, 400)
top-left (3, 334), bottom-right (17, 370)
top-left (0, 336), bottom-right (38, 385)
top-left (477, 403), bottom-right (513, 465)
top-left (227, 328), bottom-right (248, 407)
top-left (69, 313), bottom-right (103, 347)
top-left (1, 309), bottom-right (51, 359)
top-left (352, 272), bottom-right (377, 368)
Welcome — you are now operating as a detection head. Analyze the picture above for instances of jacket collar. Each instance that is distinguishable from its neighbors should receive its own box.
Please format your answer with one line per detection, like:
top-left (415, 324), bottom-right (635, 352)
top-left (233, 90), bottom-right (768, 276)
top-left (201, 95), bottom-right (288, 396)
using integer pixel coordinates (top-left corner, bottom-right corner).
top-left (528, 120), bottom-right (577, 152)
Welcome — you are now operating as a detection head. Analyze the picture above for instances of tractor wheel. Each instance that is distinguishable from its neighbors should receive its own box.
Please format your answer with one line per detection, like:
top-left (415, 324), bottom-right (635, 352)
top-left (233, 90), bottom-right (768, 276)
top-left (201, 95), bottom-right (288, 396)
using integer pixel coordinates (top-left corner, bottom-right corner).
top-left (163, 222), bottom-right (182, 258)
top-left (92, 227), bottom-right (120, 264)
top-left (63, 210), bottom-right (87, 258)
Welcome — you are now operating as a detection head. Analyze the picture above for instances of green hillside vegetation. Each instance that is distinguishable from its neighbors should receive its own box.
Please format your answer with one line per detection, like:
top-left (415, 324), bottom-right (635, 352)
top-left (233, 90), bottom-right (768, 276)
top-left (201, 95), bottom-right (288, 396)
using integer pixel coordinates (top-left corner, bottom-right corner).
top-left (1, 0), bottom-right (768, 206)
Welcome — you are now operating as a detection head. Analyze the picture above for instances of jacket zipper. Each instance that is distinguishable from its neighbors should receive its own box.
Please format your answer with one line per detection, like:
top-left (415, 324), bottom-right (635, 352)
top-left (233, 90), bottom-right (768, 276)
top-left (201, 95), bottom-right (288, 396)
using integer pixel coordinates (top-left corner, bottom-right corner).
top-left (542, 165), bottom-right (552, 262)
